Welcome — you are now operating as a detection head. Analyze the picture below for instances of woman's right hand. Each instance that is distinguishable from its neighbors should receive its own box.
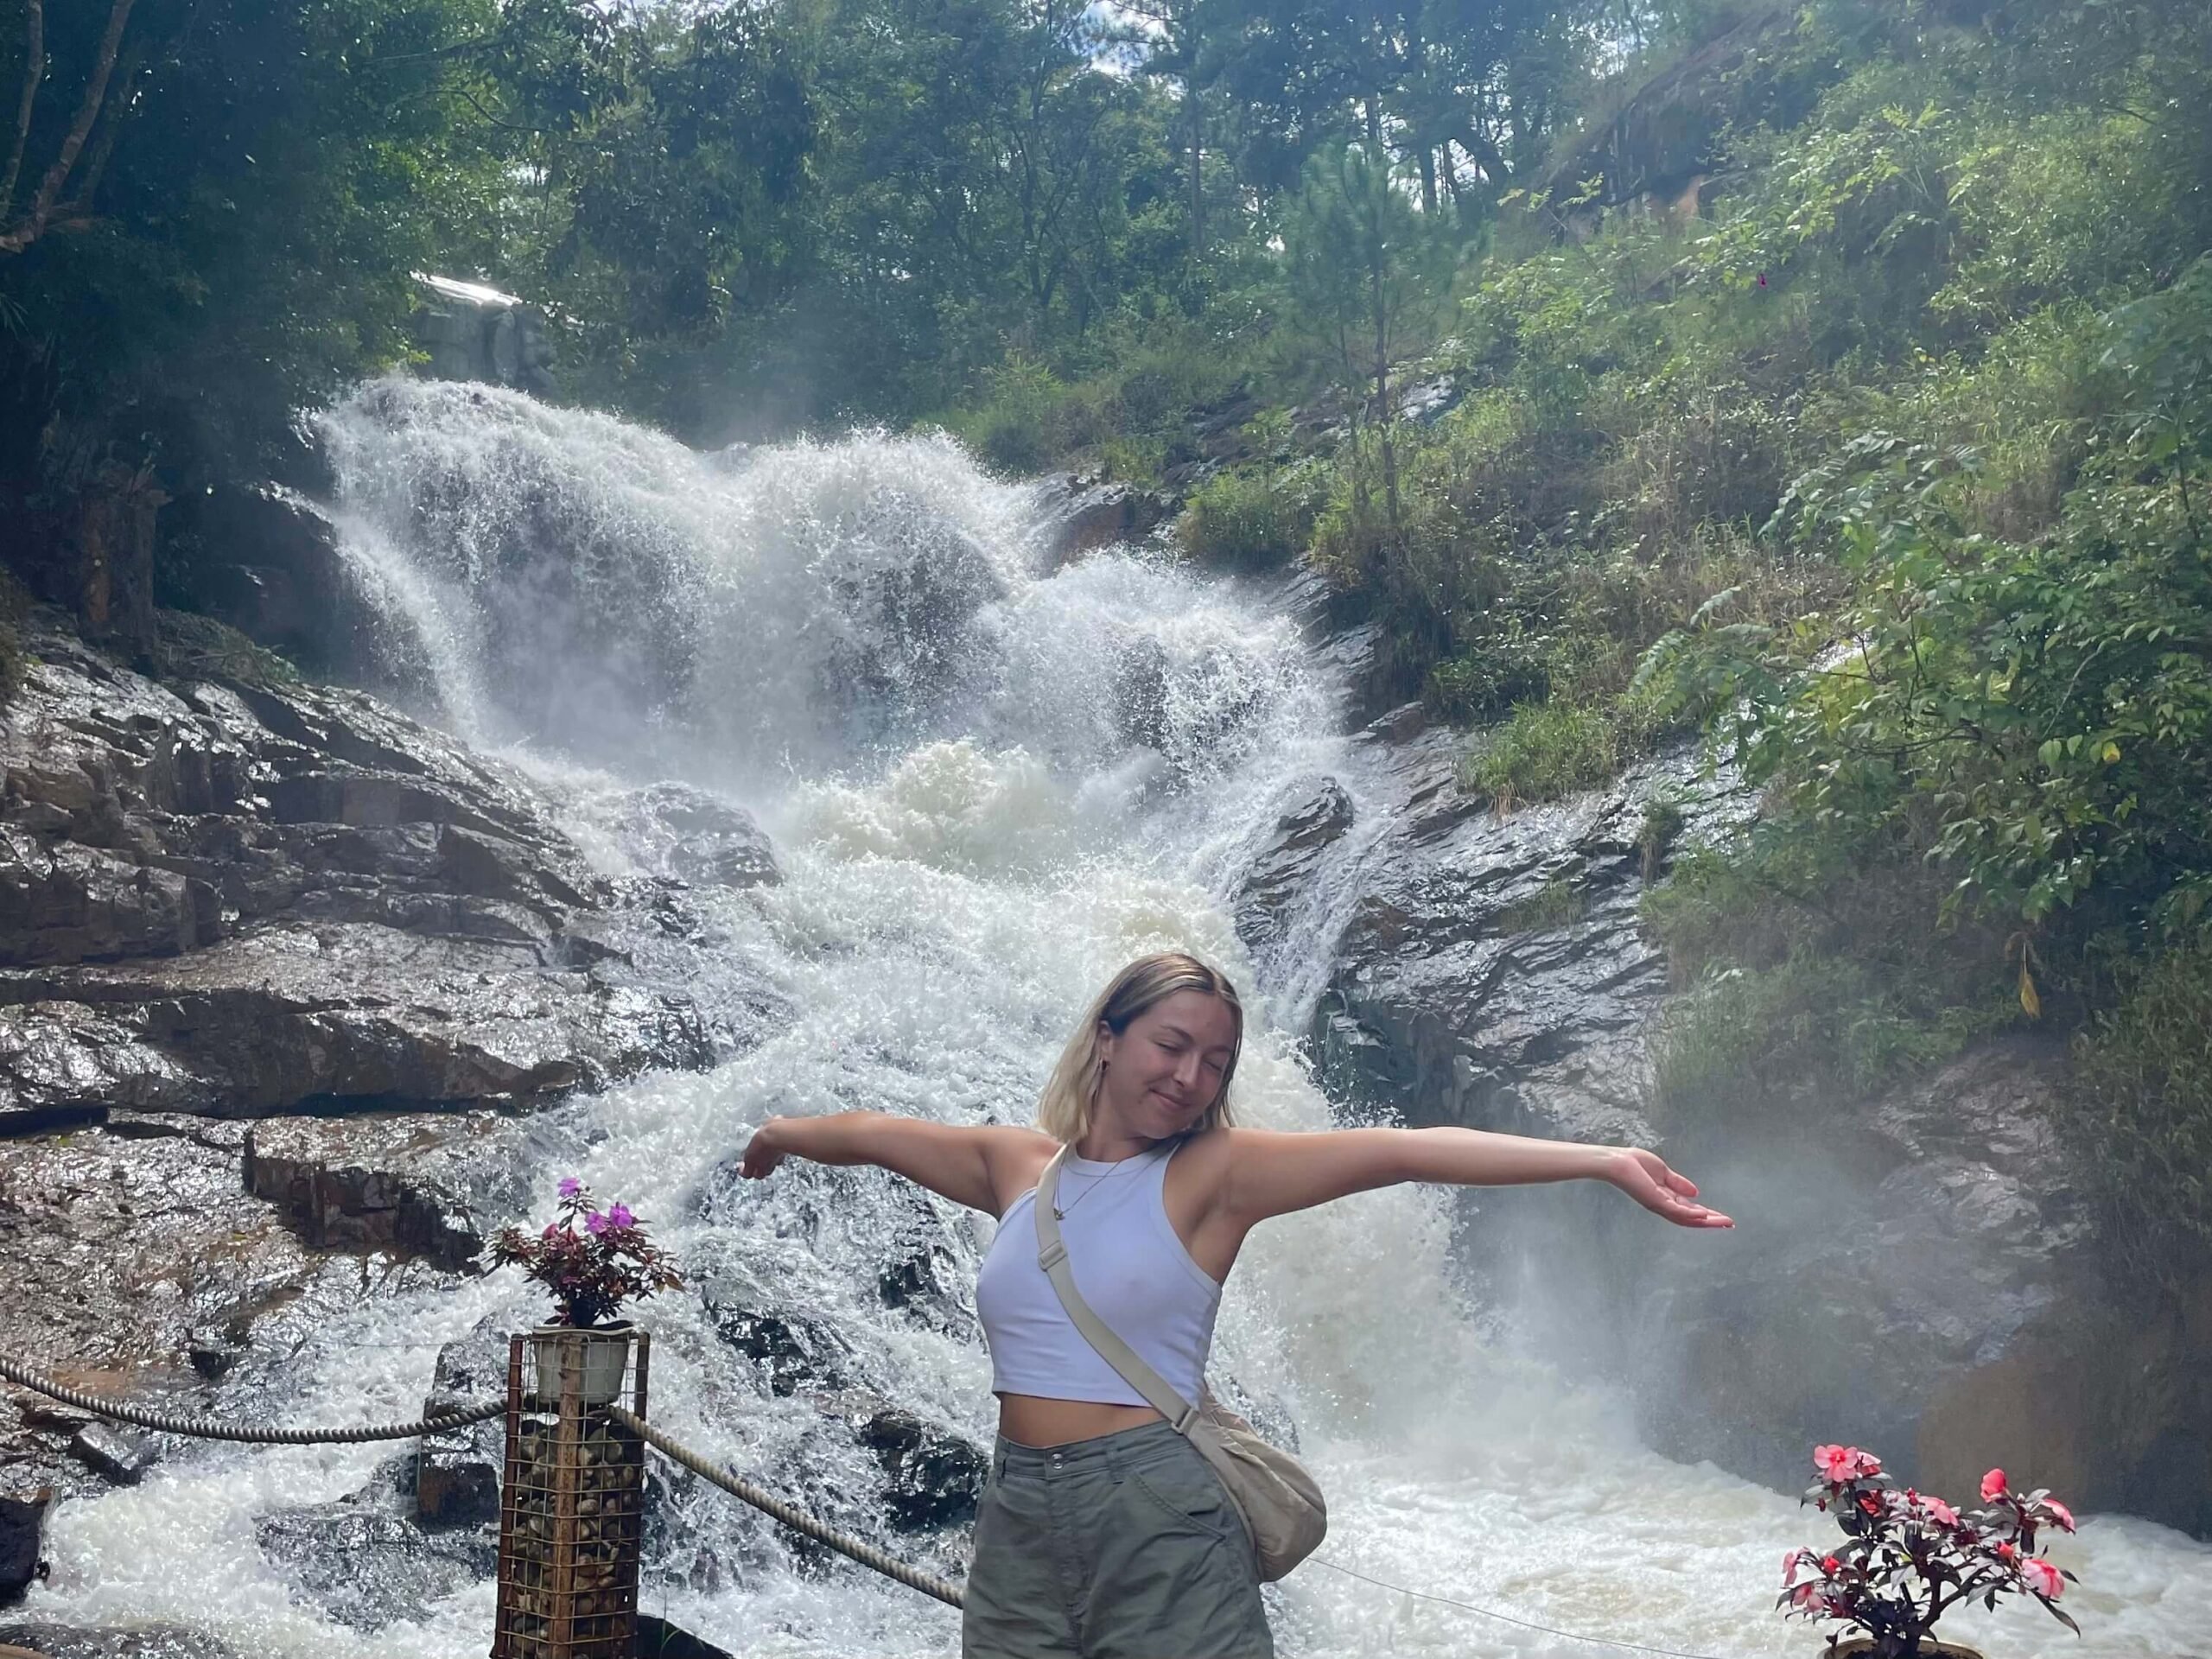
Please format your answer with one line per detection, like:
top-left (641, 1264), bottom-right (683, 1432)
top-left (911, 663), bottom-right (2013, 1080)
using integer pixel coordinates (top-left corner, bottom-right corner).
top-left (740, 1118), bottom-right (792, 1179)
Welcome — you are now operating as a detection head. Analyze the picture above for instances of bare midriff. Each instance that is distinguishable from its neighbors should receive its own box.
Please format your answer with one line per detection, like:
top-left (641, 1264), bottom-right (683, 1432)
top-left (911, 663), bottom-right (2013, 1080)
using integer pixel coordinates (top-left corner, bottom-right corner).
top-left (995, 1392), bottom-right (1165, 1446)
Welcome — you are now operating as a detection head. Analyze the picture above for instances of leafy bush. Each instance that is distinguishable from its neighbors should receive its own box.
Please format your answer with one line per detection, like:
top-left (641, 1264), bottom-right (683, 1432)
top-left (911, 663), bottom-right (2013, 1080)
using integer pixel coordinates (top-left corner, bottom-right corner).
top-left (957, 354), bottom-right (1072, 474)
top-left (1642, 265), bottom-right (2212, 947)
top-left (1177, 464), bottom-right (1325, 569)
top-left (2065, 938), bottom-right (2212, 1276)
top-left (1459, 698), bottom-right (1620, 810)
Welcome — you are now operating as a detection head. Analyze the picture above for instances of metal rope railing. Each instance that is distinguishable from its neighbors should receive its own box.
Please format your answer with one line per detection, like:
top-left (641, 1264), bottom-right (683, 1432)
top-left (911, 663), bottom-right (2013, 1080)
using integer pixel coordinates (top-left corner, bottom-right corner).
top-left (3, 1347), bottom-right (1729, 1656)
top-left (0, 1351), bottom-right (505, 1444)
top-left (605, 1406), bottom-right (966, 1608)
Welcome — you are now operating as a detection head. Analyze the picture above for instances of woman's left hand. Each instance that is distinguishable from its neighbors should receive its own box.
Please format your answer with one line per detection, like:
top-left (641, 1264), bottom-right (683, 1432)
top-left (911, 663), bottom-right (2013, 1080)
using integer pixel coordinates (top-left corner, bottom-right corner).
top-left (1605, 1148), bottom-right (1733, 1229)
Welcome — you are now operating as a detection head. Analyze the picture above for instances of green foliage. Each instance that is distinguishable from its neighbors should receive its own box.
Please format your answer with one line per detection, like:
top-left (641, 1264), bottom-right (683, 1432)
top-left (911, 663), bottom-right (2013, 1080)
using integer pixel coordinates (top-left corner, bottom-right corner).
top-left (1643, 262), bottom-right (2212, 944)
top-left (1644, 841), bottom-right (2016, 1124)
top-left (2065, 937), bottom-right (2212, 1276)
top-left (1178, 465), bottom-right (1325, 569)
top-left (1493, 876), bottom-right (1588, 933)
top-left (1651, 952), bottom-right (1999, 1125)
top-left (1459, 697), bottom-right (1620, 809)
top-left (0, 0), bottom-right (507, 483)
top-left (153, 610), bottom-right (300, 691)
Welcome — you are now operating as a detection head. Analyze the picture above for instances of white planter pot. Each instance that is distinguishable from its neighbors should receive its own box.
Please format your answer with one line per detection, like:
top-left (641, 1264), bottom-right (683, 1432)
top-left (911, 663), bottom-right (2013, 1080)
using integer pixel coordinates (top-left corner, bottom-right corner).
top-left (528, 1322), bottom-right (634, 1407)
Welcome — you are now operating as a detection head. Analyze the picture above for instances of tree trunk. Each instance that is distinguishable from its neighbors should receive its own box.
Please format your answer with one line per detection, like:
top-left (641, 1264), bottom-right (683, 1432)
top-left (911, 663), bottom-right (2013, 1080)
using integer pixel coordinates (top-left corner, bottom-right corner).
top-left (0, 0), bottom-right (136, 257)
top-left (0, 0), bottom-right (42, 219)
top-left (54, 461), bottom-right (165, 658)
top-left (1187, 79), bottom-right (1204, 262)
top-left (1370, 217), bottom-right (1398, 530)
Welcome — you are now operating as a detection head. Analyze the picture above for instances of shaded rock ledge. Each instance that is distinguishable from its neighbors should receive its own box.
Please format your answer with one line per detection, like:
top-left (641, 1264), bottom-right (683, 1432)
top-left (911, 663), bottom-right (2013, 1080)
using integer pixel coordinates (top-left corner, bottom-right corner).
top-left (1242, 701), bottom-right (2212, 1537)
top-left (0, 615), bottom-right (782, 1125)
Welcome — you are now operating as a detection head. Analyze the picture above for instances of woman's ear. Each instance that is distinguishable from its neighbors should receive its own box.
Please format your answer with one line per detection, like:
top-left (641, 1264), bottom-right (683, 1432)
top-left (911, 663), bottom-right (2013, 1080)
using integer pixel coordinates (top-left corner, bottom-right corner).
top-left (1096, 1020), bottom-right (1116, 1068)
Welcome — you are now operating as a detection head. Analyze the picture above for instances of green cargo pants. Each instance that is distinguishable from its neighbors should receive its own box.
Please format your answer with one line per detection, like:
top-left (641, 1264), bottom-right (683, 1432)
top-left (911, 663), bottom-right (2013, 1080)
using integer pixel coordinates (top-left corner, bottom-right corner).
top-left (962, 1420), bottom-right (1275, 1659)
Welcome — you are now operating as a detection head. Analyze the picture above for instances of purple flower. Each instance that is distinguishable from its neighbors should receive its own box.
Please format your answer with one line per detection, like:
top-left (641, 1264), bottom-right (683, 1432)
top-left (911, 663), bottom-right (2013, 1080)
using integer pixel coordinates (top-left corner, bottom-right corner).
top-left (585, 1210), bottom-right (609, 1236)
top-left (606, 1203), bottom-right (634, 1229)
top-left (557, 1177), bottom-right (582, 1199)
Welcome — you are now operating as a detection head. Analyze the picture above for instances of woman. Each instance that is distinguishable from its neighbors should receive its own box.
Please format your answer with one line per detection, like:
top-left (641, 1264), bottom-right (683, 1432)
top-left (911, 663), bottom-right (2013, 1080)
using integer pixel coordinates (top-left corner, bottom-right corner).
top-left (739, 951), bottom-right (1730, 1658)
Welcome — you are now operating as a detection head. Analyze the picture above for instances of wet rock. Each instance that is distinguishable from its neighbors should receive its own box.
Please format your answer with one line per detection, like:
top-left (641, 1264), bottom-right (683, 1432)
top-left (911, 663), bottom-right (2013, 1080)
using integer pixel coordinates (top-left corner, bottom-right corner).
top-left (68, 1422), bottom-right (157, 1485)
top-left (0, 620), bottom-right (750, 1120)
top-left (257, 1478), bottom-right (497, 1632)
top-left (704, 1288), bottom-right (854, 1399)
top-left (1234, 777), bottom-right (1355, 957)
top-left (1033, 475), bottom-right (1175, 564)
top-left (1620, 1036), bottom-right (2212, 1535)
top-left (1299, 701), bottom-right (2212, 1533)
top-left (164, 485), bottom-right (403, 689)
top-left (0, 1488), bottom-right (49, 1606)
top-left (243, 1116), bottom-right (493, 1269)
top-left (413, 1319), bottom-right (511, 1528)
top-left (638, 1615), bottom-right (735, 1659)
top-left (605, 784), bottom-right (781, 891)
top-left (0, 1118), bottom-right (314, 1495)
top-left (852, 1405), bottom-right (988, 1531)
top-left (1312, 734), bottom-right (1728, 1147)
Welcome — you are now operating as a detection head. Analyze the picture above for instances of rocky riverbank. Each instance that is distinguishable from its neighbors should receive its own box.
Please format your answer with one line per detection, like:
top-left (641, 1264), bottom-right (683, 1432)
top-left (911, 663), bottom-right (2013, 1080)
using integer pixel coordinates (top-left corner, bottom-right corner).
top-left (1249, 685), bottom-right (2212, 1537)
top-left (0, 606), bottom-right (786, 1592)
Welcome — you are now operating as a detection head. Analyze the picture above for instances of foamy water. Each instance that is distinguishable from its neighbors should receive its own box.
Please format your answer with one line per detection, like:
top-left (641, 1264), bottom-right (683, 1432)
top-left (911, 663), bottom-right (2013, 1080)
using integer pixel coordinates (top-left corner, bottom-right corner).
top-left (24, 382), bottom-right (2210, 1657)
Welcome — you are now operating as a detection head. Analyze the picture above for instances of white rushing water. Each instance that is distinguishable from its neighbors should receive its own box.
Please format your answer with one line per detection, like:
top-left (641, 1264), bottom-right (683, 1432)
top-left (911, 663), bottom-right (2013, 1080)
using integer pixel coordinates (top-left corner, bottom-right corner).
top-left (26, 379), bottom-right (2212, 1657)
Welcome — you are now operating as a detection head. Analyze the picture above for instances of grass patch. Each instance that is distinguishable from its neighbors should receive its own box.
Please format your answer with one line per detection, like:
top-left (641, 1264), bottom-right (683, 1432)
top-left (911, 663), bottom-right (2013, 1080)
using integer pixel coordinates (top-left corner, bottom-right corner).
top-left (1650, 950), bottom-right (2006, 1127)
top-left (154, 609), bottom-right (300, 690)
top-left (1459, 698), bottom-right (1621, 811)
top-left (1494, 878), bottom-right (1587, 934)
top-left (1177, 464), bottom-right (1325, 570)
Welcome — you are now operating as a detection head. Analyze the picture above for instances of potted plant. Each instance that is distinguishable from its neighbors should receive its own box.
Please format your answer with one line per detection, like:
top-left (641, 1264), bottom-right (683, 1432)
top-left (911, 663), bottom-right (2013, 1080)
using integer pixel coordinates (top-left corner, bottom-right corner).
top-left (1779, 1445), bottom-right (2081, 1658)
top-left (489, 1178), bottom-right (683, 1406)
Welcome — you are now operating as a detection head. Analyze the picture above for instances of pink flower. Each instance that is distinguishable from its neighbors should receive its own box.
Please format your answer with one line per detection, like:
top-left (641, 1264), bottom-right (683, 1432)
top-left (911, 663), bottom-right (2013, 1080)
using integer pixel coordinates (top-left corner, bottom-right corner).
top-left (585, 1210), bottom-right (609, 1236)
top-left (1814, 1445), bottom-right (1881, 1482)
top-left (558, 1177), bottom-right (582, 1198)
top-left (606, 1202), bottom-right (634, 1229)
top-left (1820, 1554), bottom-right (1840, 1576)
top-left (1981, 1468), bottom-right (2008, 1502)
top-left (1918, 1494), bottom-right (1960, 1529)
top-left (1783, 1549), bottom-right (1804, 1586)
top-left (2022, 1558), bottom-right (2063, 1599)
top-left (1996, 1541), bottom-right (2019, 1564)
top-left (2043, 1498), bottom-right (2075, 1532)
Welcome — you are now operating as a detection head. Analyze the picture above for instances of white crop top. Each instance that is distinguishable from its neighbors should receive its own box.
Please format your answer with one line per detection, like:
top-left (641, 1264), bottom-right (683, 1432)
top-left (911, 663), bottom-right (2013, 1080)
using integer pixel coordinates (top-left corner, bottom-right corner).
top-left (974, 1141), bottom-right (1223, 1407)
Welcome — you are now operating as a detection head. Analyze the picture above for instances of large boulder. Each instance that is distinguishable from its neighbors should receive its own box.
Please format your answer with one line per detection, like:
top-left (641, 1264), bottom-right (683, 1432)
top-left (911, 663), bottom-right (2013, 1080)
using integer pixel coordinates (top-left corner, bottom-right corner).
top-left (1280, 708), bottom-right (2212, 1534)
top-left (1031, 475), bottom-right (1174, 565)
top-left (1624, 1037), bottom-right (2212, 1536)
top-left (0, 620), bottom-right (753, 1121)
top-left (1307, 728), bottom-right (1725, 1147)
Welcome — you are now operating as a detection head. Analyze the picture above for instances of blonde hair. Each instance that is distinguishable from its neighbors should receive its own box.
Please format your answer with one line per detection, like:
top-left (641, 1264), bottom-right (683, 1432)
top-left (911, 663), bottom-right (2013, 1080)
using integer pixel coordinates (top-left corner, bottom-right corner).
top-left (1036, 952), bottom-right (1244, 1144)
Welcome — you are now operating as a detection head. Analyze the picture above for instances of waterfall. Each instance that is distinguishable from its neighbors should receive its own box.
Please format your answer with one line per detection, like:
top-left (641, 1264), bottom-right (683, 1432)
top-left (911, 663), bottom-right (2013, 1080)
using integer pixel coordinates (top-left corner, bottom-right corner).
top-left (23, 379), bottom-right (2205, 1657)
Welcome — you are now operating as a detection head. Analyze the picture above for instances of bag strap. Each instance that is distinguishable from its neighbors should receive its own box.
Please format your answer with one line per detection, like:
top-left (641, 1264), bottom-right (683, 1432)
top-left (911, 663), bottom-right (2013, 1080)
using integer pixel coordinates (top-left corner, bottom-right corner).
top-left (1032, 1145), bottom-right (1204, 1436)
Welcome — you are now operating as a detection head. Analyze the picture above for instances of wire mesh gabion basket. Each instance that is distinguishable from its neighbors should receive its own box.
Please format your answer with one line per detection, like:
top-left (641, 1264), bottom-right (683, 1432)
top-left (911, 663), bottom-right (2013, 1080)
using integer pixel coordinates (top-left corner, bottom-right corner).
top-left (492, 1328), bottom-right (651, 1658)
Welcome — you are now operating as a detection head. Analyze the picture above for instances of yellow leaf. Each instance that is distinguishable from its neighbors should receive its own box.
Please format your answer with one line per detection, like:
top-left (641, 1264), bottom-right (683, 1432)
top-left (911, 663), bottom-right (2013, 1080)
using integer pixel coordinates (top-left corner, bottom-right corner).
top-left (2018, 960), bottom-right (2042, 1020)
top-left (2101, 741), bottom-right (2121, 764)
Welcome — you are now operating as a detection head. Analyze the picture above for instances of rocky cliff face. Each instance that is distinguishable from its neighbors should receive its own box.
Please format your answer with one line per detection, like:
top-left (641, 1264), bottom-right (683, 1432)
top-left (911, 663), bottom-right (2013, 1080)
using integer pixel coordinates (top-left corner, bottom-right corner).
top-left (0, 608), bottom-right (781, 1529)
top-left (0, 616), bottom-right (780, 1128)
top-left (1245, 679), bottom-right (2212, 1537)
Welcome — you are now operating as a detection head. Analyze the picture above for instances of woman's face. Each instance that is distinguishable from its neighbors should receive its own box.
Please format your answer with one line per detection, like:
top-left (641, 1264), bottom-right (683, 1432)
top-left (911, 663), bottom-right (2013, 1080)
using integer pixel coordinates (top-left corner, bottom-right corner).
top-left (1097, 988), bottom-right (1240, 1141)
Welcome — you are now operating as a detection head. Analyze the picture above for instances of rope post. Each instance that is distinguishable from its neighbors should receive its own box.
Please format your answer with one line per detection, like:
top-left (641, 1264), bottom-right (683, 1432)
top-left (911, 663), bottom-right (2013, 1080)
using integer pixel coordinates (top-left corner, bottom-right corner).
top-left (492, 1329), bottom-right (647, 1659)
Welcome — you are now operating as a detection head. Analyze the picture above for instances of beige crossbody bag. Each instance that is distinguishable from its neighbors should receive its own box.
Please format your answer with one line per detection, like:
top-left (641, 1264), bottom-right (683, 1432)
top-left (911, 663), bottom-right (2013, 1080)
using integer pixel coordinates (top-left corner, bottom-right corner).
top-left (1033, 1144), bottom-right (1327, 1581)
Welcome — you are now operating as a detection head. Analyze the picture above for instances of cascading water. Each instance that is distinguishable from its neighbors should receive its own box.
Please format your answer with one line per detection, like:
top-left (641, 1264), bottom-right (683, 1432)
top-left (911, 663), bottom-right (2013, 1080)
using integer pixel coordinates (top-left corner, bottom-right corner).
top-left (24, 378), bottom-right (2210, 1656)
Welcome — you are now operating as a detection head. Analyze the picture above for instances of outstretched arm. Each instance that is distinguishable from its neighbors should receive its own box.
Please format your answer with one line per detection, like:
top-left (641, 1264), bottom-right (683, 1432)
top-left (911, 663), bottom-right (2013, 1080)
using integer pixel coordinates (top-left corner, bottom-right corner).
top-left (1221, 1126), bottom-right (1732, 1230)
top-left (739, 1112), bottom-right (1052, 1217)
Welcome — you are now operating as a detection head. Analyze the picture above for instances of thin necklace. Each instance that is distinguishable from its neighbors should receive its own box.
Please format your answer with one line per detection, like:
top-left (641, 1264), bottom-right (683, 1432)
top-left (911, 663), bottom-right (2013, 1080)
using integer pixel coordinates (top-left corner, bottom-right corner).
top-left (1051, 1146), bottom-right (1159, 1221)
